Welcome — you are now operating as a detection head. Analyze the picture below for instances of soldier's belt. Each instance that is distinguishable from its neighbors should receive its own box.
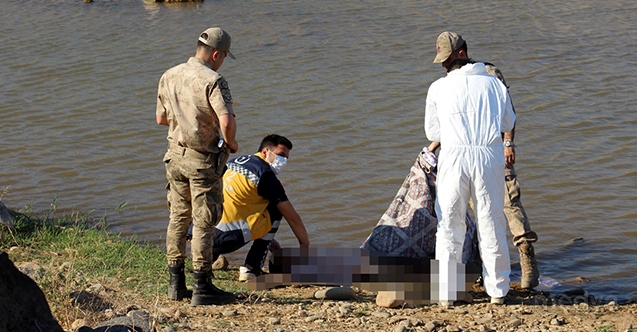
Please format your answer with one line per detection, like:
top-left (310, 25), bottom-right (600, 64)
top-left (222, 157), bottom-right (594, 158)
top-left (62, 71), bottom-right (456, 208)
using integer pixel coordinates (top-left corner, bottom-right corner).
top-left (169, 142), bottom-right (221, 162)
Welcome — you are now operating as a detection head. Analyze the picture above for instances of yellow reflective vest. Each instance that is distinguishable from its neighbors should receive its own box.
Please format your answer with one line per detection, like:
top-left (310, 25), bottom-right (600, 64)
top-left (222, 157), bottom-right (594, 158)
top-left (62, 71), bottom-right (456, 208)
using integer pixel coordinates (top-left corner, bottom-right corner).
top-left (216, 153), bottom-right (273, 242)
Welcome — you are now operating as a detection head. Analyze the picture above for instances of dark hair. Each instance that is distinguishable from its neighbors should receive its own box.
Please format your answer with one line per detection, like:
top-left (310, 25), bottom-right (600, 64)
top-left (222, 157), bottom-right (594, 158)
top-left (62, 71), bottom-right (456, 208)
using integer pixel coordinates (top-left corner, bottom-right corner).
top-left (258, 134), bottom-right (293, 152)
top-left (456, 40), bottom-right (468, 54)
top-left (446, 58), bottom-right (475, 73)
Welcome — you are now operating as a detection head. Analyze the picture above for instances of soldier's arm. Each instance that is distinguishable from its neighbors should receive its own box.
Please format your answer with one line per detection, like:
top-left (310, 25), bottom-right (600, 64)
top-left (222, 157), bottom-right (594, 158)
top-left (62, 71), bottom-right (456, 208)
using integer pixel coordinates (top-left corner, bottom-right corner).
top-left (486, 62), bottom-right (516, 167)
top-left (156, 77), bottom-right (169, 126)
top-left (219, 113), bottom-right (238, 153)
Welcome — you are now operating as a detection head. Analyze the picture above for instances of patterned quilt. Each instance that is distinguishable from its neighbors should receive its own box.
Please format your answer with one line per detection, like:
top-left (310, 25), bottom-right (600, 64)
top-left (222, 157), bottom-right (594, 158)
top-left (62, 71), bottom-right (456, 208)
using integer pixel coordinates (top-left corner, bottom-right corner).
top-left (361, 147), bottom-right (478, 264)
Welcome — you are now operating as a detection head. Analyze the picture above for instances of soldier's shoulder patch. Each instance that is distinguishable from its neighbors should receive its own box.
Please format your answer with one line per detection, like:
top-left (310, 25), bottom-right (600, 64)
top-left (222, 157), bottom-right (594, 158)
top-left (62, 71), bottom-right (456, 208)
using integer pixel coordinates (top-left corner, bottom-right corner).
top-left (217, 77), bottom-right (233, 104)
top-left (483, 62), bottom-right (507, 87)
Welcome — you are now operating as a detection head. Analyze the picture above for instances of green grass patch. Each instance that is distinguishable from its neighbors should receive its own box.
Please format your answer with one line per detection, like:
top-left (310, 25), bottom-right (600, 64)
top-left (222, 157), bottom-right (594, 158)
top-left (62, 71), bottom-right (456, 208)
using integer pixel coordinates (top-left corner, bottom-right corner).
top-left (1, 210), bottom-right (171, 295)
top-left (0, 207), bottom-right (255, 329)
top-left (351, 307), bottom-right (371, 317)
top-left (594, 325), bottom-right (615, 332)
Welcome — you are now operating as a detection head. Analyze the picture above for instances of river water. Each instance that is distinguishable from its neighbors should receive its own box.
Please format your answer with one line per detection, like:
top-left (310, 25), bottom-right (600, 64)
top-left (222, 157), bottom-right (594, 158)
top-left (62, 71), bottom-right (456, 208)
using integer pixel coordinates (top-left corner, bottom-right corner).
top-left (2, 0), bottom-right (636, 302)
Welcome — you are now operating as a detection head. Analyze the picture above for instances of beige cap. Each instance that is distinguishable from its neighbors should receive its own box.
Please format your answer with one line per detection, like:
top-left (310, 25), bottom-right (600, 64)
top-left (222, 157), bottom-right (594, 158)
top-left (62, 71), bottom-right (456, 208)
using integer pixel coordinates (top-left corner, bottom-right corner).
top-left (433, 31), bottom-right (465, 63)
top-left (198, 27), bottom-right (235, 59)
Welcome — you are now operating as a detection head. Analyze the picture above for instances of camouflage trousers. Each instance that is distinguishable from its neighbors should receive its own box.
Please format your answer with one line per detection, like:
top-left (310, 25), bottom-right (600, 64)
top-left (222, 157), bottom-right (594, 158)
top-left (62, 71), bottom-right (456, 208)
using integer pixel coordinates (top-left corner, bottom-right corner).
top-left (504, 165), bottom-right (538, 246)
top-left (163, 143), bottom-right (228, 271)
top-left (468, 165), bottom-right (538, 246)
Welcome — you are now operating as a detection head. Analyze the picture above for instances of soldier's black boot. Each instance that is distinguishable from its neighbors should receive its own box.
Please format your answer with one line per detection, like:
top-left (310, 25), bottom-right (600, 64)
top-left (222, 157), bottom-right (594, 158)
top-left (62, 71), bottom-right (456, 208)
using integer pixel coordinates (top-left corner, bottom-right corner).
top-left (168, 264), bottom-right (188, 301)
top-left (191, 270), bottom-right (236, 305)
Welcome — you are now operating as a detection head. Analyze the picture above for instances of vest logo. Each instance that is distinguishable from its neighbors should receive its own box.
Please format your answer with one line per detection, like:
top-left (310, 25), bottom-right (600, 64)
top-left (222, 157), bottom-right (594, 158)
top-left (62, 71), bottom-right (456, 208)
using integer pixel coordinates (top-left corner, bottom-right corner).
top-left (235, 155), bottom-right (252, 164)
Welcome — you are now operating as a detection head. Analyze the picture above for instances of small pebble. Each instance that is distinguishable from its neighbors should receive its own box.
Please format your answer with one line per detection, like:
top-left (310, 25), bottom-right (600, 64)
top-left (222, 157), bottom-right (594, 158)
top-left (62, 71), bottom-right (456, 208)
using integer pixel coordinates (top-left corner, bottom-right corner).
top-left (394, 326), bottom-right (407, 332)
top-left (223, 310), bottom-right (237, 317)
top-left (372, 311), bottom-right (391, 318)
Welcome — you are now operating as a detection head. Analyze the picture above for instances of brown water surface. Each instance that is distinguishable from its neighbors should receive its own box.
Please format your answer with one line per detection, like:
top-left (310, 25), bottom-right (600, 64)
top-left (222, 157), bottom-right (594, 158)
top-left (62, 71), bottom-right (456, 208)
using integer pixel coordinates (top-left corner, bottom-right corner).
top-left (2, 0), bottom-right (636, 301)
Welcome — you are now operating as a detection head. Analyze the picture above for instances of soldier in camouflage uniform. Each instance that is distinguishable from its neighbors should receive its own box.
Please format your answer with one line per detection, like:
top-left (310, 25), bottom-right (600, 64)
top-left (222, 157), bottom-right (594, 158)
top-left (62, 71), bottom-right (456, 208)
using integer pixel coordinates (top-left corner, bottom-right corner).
top-left (428, 31), bottom-right (540, 290)
top-left (156, 27), bottom-right (239, 305)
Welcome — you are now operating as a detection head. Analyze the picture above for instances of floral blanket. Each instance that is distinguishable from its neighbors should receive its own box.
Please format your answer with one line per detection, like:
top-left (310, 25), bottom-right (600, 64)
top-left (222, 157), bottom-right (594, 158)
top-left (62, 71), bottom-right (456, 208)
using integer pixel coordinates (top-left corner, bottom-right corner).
top-left (361, 147), bottom-right (478, 264)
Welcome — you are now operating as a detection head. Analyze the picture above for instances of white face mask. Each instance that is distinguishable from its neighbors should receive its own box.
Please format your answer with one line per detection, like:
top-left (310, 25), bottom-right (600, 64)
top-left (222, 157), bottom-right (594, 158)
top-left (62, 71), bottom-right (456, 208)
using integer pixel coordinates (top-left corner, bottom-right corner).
top-left (268, 152), bottom-right (288, 175)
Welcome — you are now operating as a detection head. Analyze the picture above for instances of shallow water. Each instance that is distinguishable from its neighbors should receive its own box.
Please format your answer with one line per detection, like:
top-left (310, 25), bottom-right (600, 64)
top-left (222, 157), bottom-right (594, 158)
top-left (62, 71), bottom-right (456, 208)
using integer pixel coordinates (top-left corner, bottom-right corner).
top-left (2, 0), bottom-right (637, 301)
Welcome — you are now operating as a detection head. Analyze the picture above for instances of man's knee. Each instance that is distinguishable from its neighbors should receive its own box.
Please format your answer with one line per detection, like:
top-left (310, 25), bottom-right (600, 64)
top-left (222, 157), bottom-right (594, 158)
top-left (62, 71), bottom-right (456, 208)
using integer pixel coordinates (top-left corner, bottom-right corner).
top-left (192, 203), bottom-right (223, 229)
top-left (167, 220), bottom-right (190, 239)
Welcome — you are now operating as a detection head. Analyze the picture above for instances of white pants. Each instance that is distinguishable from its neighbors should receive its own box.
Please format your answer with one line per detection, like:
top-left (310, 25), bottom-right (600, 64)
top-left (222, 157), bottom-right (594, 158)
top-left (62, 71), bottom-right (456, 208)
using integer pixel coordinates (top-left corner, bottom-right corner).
top-left (435, 147), bottom-right (510, 299)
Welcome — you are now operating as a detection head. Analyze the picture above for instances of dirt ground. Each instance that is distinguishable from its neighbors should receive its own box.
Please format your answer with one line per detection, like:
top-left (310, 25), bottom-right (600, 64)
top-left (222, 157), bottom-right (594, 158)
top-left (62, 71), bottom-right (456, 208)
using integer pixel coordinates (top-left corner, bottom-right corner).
top-left (143, 282), bottom-right (637, 332)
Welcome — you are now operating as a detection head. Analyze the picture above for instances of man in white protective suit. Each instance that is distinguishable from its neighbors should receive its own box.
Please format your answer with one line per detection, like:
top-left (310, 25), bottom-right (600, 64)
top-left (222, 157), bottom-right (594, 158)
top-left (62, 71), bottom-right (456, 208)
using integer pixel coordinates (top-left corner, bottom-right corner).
top-left (424, 58), bottom-right (516, 305)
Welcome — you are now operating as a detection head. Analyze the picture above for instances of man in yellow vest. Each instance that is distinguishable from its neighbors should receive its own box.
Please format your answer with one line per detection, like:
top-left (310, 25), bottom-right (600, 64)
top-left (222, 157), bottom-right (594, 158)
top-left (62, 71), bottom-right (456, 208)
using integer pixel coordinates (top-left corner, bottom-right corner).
top-left (214, 134), bottom-right (310, 281)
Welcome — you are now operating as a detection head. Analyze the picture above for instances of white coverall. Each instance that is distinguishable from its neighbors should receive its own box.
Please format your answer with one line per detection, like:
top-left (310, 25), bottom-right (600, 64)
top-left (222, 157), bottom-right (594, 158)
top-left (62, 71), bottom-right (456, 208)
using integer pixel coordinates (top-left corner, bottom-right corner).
top-left (424, 62), bottom-right (516, 300)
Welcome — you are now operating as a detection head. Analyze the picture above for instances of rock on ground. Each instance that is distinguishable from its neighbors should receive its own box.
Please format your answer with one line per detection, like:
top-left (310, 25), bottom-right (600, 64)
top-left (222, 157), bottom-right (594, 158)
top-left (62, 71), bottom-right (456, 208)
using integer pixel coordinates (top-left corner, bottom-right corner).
top-left (376, 290), bottom-right (406, 308)
top-left (314, 286), bottom-right (357, 300)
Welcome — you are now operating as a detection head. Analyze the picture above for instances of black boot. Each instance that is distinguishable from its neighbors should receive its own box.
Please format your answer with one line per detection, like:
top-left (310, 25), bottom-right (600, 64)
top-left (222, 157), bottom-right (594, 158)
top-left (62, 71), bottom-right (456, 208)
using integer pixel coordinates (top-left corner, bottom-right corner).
top-left (191, 270), bottom-right (236, 305)
top-left (168, 264), bottom-right (188, 301)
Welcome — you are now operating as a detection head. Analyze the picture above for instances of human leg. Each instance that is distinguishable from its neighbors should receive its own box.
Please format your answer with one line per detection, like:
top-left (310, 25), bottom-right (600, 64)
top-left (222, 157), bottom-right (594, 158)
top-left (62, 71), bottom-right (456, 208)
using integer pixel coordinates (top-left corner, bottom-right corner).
top-left (504, 166), bottom-right (539, 289)
top-left (504, 167), bottom-right (537, 245)
top-left (473, 162), bottom-right (510, 300)
top-left (239, 240), bottom-right (271, 282)
top-left (434, 160), bottom-right (471, 303)
top-left (188, 153), bottom-right (234, 305)
top-left (164, 152), bottom-right (192, 301)
top-left (212, 228), bottom-right (250, 263)
top-left (191, 270), bottom-right (235, 305)
top-left (167, 264), bottom-right (188, 301)
top-left (189, 172), bottom-right (223, 271)
top-left (165, 152), bottom-right (193, 267)
top-left (518, 242), bottom-right (539, 289)
top-left (241, 219), bottom-right (282, 281)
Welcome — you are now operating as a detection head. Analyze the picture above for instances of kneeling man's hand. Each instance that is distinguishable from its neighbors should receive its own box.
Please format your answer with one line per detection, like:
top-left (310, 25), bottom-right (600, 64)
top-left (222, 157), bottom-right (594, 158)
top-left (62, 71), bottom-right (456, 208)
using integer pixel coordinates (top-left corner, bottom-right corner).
top-left (269, 239), bottom-right (281, 252)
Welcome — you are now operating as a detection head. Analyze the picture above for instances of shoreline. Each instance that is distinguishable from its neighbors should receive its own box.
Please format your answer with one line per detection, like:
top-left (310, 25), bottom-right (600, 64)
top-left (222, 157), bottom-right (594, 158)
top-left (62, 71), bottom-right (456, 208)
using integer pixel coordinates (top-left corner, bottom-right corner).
top-left (1, 207), bottom-right (636, 331)
top-left (5, 244), bottom-right (637, 332)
